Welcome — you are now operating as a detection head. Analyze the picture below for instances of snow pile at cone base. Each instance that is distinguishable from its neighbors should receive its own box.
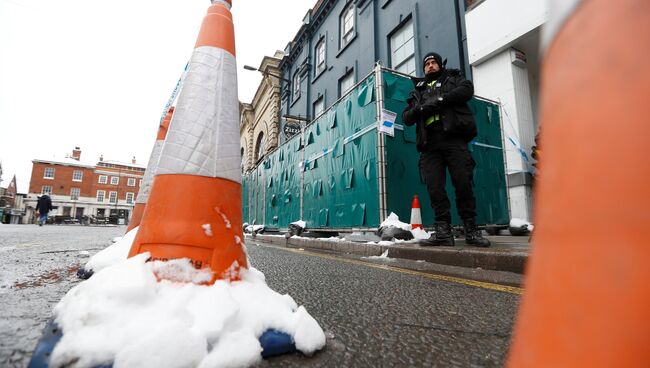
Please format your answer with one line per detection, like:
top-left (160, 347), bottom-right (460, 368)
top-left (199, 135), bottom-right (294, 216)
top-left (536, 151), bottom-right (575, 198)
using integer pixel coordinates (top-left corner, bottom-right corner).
top-left (52, 253), bottom-right (325, 368)
top-left (410, 227), bottom-right (432, 240)
top-left (83, 228), bottom-right (137, 273)
top-left (379, 213), bottom-right (432, 240)
top-left (380, 213), bottom-right (411, 231)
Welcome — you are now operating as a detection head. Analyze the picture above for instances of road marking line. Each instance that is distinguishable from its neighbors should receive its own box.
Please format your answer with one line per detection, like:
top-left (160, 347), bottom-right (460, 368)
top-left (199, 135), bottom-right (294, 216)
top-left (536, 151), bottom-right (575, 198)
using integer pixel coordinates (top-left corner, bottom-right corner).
top-left (255, 243), bottom-right (523, 295)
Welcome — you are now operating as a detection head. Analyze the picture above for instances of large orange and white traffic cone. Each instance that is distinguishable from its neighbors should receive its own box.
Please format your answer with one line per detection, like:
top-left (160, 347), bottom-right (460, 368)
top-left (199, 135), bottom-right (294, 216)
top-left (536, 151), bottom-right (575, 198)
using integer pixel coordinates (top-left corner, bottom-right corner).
top-left (128, 0), bottom-right (248, 284)
top-left (126, 107), bottom-right (174, 233)
top-left (508, 0), bottom-right (650, 366)
top-left (410, 195), bottom-right (423, 230)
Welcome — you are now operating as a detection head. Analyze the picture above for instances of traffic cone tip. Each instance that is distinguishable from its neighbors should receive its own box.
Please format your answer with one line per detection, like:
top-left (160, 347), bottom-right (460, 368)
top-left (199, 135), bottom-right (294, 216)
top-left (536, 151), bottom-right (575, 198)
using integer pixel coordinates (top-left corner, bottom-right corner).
top-left (129, 1), bottom-right (246, 284)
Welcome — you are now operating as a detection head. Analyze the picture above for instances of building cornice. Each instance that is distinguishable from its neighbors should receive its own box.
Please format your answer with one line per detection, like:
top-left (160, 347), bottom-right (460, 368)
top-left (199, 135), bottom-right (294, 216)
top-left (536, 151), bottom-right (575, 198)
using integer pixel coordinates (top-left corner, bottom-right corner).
top-left (32, 159), bottom-right (95, 169)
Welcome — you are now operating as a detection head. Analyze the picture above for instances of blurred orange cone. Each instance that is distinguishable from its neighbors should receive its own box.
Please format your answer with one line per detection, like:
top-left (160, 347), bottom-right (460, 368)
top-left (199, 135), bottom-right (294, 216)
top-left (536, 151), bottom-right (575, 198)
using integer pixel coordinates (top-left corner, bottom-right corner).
top-left (508, 0), bottom-right (650, 366)
top-left (410, 195), bottom-right (422, 230)
top-left (126, 107), bottom-right (174, 233)
top-left (128, 0), bottom-right (248, 283)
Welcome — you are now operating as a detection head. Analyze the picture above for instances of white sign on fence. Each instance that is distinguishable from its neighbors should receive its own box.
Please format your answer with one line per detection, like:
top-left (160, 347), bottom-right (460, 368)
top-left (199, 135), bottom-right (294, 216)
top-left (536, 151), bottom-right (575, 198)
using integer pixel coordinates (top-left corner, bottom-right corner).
top-left (379, 109), bottom-right (396, 137)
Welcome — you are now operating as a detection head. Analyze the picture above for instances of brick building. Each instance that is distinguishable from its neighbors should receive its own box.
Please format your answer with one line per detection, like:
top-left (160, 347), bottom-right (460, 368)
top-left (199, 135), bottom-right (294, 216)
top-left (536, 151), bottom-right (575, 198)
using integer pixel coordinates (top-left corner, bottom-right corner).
top-left (25, 147), bottom-right (145, 224)
top-left (1, 174), bottom-right (25, 223)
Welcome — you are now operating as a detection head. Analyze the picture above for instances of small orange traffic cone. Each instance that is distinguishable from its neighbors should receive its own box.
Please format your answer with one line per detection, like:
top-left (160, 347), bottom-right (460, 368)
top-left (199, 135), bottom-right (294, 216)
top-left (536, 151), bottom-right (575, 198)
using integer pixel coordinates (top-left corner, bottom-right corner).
top-left (126, 106), bottom-right (174, 233)
top-left (128, 0), bottom-right (248, 283)
top-left (410, 195), bottom-right (423, 230)
top-left (508, 0), bottom-right (650, 366)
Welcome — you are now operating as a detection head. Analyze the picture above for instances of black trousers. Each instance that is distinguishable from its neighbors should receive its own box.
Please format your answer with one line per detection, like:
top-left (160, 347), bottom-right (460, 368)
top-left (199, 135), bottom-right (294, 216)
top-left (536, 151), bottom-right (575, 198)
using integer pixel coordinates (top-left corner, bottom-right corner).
top-left (419, 145), bottom-right (476, 224)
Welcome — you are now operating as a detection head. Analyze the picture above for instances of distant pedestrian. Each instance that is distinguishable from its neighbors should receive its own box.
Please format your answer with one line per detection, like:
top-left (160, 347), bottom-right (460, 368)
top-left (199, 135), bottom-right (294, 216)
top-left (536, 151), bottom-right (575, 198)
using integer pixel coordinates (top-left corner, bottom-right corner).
top-left (402, 52), bottom-right (490, 247)
top-left (35, 194), bottom-right (53, 226)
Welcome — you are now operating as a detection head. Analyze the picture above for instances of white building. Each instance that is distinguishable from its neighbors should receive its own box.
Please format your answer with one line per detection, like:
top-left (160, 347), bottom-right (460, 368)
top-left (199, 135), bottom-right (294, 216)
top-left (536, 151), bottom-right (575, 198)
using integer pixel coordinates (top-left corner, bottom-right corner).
top-left (465, 0), bottom-right (546, 222)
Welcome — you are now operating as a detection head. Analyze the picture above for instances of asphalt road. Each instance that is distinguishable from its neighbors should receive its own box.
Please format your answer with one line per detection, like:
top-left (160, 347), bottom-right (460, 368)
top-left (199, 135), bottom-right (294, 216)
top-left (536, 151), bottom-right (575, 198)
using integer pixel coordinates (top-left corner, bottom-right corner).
top-left (0, 224), bottom-right (521, 367)
top-left (247, 241), bottom-right (520, 367)
top-left (0, 224), bottom-right (125, 367)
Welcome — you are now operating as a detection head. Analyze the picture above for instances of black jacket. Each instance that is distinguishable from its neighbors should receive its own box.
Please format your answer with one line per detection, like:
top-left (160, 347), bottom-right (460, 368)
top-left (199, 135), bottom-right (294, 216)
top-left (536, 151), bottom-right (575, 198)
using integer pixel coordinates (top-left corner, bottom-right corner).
top-left (402, 69), bottom-right (477, 151)
top-left (36, 195), bottom-right (53, 214)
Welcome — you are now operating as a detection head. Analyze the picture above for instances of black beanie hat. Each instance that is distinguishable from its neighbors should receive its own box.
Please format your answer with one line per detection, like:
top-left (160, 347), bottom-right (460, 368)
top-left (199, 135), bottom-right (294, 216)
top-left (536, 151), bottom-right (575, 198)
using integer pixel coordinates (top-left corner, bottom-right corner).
top-left (423, 52), bottom-right (443, 70)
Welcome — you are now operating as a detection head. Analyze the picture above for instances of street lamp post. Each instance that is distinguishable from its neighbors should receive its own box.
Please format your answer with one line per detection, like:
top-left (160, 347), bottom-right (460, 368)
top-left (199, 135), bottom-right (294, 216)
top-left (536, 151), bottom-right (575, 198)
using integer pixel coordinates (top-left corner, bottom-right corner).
top-left (244, 65), bottom-right (305, 142)
top-left (243, 65), bottom-right (290, 83)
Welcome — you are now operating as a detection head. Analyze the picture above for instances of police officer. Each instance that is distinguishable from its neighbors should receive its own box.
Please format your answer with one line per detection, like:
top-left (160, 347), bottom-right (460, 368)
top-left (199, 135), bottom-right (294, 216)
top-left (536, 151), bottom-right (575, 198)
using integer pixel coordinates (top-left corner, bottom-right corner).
top-left (402, 52), bottom-right (490, 247)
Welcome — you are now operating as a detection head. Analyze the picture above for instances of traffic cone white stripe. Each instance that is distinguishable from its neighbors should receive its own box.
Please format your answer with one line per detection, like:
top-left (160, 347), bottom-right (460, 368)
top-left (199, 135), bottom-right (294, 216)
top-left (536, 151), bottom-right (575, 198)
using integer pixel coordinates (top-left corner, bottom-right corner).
top-left (410, 208), bottom-right (422, 229)
top-left (410, 195), bottom-right (423, 230)
top-left (136, 139), bottom-right (164, 205)
top-left (127, 107), bottom-right (174, 233)
top-left (156, 47), bottom-right (240, 183)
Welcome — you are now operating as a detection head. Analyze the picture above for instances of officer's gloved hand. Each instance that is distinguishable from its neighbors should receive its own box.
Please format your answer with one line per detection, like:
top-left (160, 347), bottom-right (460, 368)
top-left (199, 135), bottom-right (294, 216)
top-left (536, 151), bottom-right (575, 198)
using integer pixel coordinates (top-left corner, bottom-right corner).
top-left (420, 98), bottom-right (441, 115)
top-left (420, 104), bottom-right (434, 115)
top-left (405, 101), bottom-right (423, 121)
top-left (411, 102), bottom-right (424, 117)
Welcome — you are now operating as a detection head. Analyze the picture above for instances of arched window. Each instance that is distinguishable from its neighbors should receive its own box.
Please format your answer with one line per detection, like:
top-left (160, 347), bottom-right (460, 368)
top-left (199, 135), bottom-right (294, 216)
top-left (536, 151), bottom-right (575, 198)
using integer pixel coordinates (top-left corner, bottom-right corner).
top-left (255, 132), bottom-right (265, 163)
top-left (292, 72), bottom-right (301, 100)
top-left (241, 147), bottom-right (245, 172)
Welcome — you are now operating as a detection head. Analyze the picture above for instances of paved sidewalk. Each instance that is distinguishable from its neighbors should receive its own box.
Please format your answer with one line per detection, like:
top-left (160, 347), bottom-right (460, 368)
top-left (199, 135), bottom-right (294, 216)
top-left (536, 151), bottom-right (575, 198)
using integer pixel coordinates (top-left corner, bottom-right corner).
top-left (247, 233), bottom-right (530, 274)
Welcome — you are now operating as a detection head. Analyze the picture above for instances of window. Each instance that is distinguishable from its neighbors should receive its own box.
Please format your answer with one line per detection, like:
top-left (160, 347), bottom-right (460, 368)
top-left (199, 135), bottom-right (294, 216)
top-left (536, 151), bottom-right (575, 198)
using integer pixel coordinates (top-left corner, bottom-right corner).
top-left (108, 191), bottom-right (117, 204)
top-left (391, 18), bottom-right (416, 75)
top-left (96, 190), bottom-right (105, 202)
top-left (241, 147), bottom-right (246, 172)
top-left (42, 186), bottom-right (53, 195)
top-left (340, 4), bottom-right (355, 47)
top-left (255, 132), bottom-right (266, 163)
top-left (314, 97), bottom-right (325, 118)
top-left (127, 178), bottom-right (136, 187)
top-left (292, 72), bottom-right (301, 100)
top-left (44, 167), bottom-right (55, 179)
top-left (126, 192), bottom-right (134, 204)
top-left (110, 176), bottom-right (119, 185)
top-left (98, 175), bottom-right (108, 184)
top-left (139, 179), bottom-right (143, 187)
top-left (315, 39), bottom-right (326, 74)
top-left (72, 170), bottom-right (83, 182)
top-left (339, 70), bottom-right (355, 97)
top-left (69, 188), bottom-right (80, 200)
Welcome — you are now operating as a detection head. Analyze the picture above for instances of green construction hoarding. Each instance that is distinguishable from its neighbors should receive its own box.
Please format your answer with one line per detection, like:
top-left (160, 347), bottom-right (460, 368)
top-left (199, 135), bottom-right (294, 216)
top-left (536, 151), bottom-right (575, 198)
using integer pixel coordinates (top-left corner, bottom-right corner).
top-left (242, 68), bottom-right (509, 231)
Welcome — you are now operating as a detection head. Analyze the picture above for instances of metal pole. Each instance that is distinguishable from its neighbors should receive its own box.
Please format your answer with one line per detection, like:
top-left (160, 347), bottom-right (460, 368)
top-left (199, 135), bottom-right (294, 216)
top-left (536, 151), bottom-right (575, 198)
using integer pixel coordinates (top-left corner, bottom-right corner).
top-left (299, 122), bottom-right (305, 221)
top-left (373, 62), bottom-right (388, 223)
top-left (262, 164), bottom-right (266, 226)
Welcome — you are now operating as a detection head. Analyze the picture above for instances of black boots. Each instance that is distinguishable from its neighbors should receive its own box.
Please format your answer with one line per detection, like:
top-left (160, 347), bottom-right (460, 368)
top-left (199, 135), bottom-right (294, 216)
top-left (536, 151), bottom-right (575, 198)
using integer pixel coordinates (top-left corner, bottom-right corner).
top-left (420, 221), bottom-right (455, 246)
top-left (464, 219), bottom-right (490, 247)
top-left (420, 220), bottom-right (490, 247)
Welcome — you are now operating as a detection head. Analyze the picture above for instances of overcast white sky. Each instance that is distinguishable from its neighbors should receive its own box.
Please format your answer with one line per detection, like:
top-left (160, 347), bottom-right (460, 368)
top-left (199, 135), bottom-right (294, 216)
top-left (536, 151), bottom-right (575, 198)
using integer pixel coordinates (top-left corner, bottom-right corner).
top-left (0, 0), bottom-right (313, 193)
